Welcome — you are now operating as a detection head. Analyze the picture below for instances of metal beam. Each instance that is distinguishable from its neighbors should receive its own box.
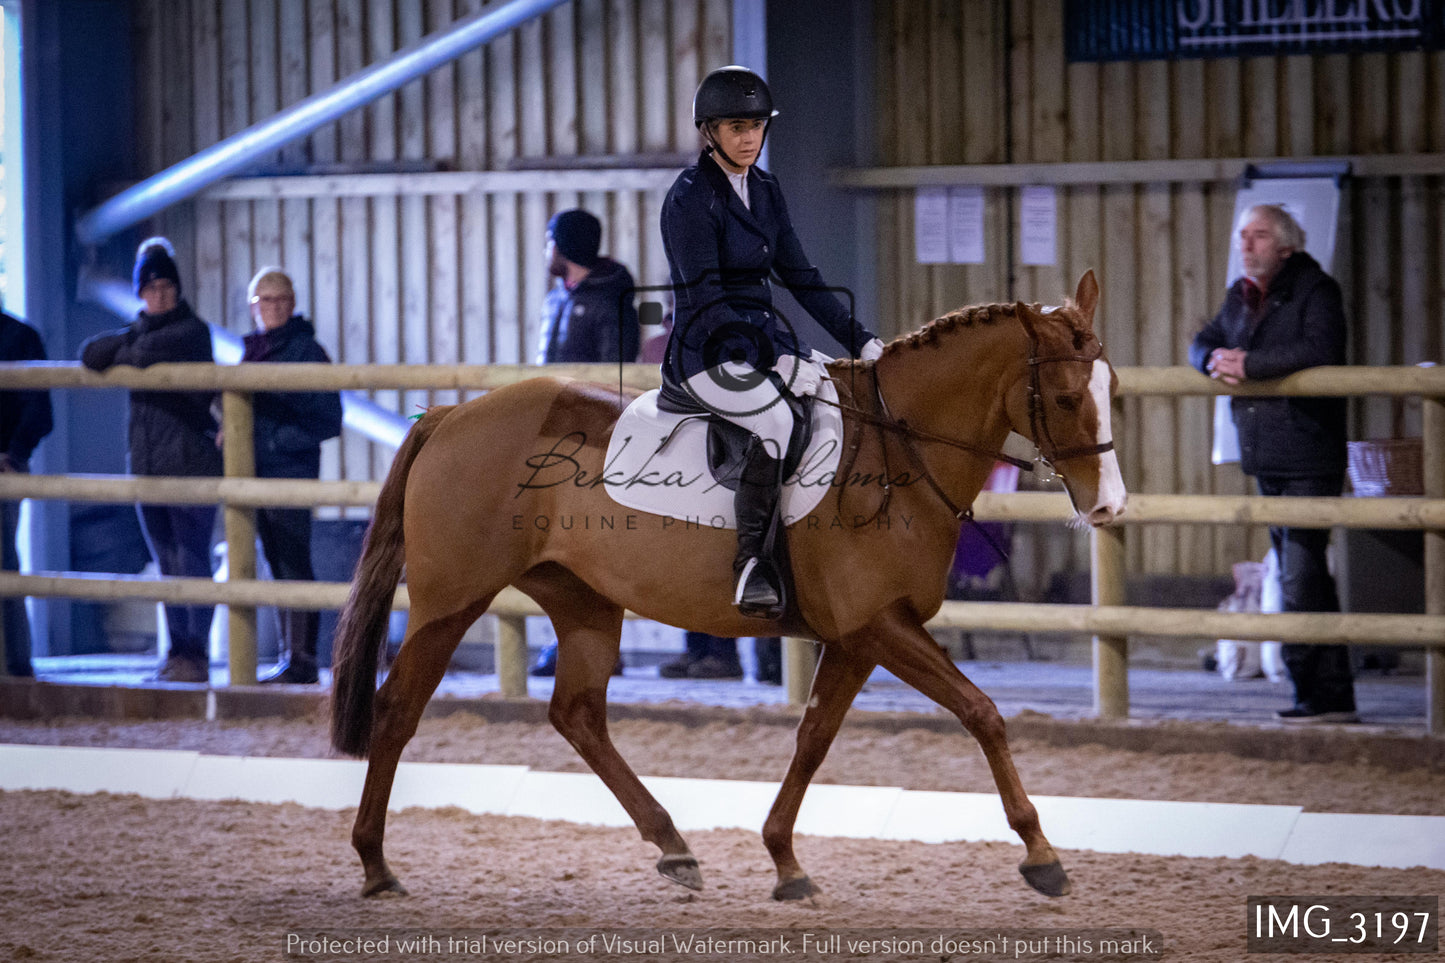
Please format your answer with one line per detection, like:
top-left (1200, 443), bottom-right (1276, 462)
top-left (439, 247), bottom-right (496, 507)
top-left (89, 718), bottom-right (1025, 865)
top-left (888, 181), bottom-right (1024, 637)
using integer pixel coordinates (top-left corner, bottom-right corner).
top-left (74, 0), bottom-right (569, 245)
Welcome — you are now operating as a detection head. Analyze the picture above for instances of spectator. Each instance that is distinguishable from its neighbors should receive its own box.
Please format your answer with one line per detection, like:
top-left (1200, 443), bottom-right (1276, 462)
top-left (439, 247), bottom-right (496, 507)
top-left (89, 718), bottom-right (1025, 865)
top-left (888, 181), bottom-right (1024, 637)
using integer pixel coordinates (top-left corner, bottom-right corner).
top-left (1189, 204), bottom-right (1355, 724)
top-left (81, 238), bottom-right (221, 683)
top-left (659, 633), bottom-right (781, 684)
top-left (535, 209), bottom-right (641, 365)
top-left (0, 306), bottom-right (53, 677)
top-left (530, 209), bottom-right (639, 678)
top-left (235, 267), bottom-right (343, 684)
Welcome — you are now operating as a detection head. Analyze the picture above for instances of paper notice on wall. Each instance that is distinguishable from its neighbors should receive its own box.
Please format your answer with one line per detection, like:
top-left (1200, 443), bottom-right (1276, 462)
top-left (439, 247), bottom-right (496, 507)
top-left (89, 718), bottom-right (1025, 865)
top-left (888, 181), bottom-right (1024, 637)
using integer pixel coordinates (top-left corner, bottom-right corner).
top-left (948, 186), bottom-right (985, 264)
top-left (914, 187), bottom-right (949, 264)
top-left (1019, 185), bottom-right (1058, 266)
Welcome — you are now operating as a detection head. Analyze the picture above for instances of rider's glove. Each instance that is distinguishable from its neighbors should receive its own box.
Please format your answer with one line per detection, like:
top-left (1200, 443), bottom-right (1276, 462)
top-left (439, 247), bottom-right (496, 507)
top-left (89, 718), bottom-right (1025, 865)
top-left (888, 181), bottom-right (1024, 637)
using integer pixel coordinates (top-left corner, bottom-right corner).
top-left (859, 338), bottom-right (886, 362)
top-left (772, 353), bottom-right (827, 398)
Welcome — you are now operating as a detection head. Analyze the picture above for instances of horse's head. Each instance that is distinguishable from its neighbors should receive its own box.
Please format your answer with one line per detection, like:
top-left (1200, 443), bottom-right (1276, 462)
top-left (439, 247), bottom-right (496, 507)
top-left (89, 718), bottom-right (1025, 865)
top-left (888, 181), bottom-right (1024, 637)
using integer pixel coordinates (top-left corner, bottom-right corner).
top-left (1008, 271), bottom-right (1128, 527)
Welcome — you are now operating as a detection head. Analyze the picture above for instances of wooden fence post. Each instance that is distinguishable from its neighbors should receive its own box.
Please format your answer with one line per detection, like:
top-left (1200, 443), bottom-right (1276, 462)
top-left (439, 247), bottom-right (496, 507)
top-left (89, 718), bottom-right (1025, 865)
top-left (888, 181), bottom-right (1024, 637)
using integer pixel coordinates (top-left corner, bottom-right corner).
top-left (1092, 524), bottom-right (1128, 718)
top-left (221, 390), bottom-right (257, 686)
top-left (1424, 397), bottom-right (1444, 735)
top-left (784, 636), bottom-right (818, 706)
top-left (496, 615), bottom-right (528, 698)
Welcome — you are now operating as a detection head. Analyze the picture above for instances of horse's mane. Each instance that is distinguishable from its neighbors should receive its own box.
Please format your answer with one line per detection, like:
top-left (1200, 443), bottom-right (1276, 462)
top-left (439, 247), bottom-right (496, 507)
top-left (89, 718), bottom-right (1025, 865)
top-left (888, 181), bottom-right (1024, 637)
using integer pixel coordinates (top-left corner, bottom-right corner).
top-left (879, 296), bottom-right (1086, 357)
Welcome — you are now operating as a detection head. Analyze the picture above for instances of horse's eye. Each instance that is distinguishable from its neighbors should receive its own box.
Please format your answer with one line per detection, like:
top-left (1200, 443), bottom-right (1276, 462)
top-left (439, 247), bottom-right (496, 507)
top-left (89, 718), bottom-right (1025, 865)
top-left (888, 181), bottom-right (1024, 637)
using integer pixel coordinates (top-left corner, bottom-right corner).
top-left (1055, 394), bottom-right (1080, 412)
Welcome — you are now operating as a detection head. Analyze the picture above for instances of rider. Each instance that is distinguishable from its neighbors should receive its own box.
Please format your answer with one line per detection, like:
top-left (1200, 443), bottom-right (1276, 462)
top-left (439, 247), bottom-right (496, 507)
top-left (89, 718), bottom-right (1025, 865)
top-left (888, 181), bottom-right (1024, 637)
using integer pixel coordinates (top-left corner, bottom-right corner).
top-left (660, 66), bottom-right (885, 619)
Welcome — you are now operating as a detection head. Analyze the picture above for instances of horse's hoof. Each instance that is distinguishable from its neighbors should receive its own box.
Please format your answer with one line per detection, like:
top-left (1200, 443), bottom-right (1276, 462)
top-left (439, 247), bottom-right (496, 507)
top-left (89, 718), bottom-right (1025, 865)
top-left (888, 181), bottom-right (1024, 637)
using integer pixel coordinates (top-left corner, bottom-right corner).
top-left (1020, 860), bottom-right (1071, 897)
top-left (656, 853), bottom-right (703, 891)
top-left (772, 875), bottom-right (820, 901)
top-left (361, 873), bottom-right (409, 898)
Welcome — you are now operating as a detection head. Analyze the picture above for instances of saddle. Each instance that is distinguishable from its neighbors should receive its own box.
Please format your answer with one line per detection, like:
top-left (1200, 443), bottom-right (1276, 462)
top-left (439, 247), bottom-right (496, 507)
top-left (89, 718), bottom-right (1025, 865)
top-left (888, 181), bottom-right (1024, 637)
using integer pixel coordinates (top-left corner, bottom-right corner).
top-left (601, 378), bottom-right (845, 528)
top-left (655, 377), bottom-right (814, 492)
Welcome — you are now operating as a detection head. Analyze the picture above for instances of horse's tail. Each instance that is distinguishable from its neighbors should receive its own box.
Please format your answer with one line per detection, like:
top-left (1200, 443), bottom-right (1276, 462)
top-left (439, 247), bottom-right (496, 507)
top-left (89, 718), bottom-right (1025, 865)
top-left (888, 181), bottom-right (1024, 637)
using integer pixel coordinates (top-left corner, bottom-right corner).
top-left (330, 406), bottom-right (454, 758)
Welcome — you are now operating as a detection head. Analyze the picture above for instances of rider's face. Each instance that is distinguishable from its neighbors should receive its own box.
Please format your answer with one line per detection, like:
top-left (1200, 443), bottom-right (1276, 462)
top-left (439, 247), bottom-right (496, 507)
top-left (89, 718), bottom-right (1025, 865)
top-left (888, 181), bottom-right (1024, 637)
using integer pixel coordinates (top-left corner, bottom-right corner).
top-left (709, 117), bottom-right (766, 173)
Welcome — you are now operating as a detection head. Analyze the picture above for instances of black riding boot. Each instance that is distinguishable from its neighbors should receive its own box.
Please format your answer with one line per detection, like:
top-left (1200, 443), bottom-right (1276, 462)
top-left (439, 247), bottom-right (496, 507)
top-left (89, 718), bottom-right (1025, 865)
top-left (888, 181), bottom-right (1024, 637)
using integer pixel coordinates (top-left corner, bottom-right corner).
top-left (261, 609), bottom-right (320, 684)
top-left (733, 439), bottom-right (785, 620)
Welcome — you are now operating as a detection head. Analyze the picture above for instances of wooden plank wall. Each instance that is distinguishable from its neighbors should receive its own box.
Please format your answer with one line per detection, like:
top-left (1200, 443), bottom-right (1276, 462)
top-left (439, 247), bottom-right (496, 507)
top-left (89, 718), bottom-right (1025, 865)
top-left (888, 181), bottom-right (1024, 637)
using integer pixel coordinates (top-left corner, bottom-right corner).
top-left (131, 0), bottom-right (731, 491)
top-left (874, 0), bottom-right (1445, 590)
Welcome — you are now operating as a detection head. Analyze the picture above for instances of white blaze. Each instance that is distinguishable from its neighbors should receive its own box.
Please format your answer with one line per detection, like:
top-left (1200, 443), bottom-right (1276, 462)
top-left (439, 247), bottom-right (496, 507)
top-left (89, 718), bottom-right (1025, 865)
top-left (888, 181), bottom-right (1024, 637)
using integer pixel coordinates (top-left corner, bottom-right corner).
top-left (1088, 358), bottom-right (1128, 514)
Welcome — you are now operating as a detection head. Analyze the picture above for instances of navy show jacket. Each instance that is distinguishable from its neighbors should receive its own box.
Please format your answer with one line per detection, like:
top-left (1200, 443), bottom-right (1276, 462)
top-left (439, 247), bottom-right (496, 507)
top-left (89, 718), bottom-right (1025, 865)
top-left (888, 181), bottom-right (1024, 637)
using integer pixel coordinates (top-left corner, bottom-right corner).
top-left (660, 150), bottom-right (875, 386)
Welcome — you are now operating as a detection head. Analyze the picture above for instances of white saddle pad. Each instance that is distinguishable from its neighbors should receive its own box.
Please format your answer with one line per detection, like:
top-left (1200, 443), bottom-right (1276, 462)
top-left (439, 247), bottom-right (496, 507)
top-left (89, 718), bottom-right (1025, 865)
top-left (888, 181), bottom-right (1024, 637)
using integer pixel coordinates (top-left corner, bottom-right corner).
top-left (602, 379), bottom-right (844, 529)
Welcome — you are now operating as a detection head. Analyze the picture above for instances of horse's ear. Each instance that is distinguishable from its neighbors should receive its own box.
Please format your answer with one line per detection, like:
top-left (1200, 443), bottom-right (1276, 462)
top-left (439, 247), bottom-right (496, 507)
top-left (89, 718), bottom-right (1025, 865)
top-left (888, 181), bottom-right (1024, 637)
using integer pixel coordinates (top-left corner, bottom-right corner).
top-left (1074, 270), bottom-right (1099, 326)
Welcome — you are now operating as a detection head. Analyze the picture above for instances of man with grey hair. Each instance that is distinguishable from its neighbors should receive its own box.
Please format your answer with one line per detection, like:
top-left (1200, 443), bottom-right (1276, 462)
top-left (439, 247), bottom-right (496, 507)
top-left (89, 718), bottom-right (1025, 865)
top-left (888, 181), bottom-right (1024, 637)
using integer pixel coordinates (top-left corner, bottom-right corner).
top-left (1189, 203), bottom-right (1356, 724)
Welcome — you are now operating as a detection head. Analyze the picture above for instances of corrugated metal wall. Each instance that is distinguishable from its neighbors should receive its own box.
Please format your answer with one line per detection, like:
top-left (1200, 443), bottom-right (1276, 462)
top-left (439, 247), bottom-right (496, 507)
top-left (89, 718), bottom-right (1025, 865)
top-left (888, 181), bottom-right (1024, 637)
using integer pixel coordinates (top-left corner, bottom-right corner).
top-left (131, 0), bottom-right (730, 485)
top-left (873, 0), bottom-right (1445, 588)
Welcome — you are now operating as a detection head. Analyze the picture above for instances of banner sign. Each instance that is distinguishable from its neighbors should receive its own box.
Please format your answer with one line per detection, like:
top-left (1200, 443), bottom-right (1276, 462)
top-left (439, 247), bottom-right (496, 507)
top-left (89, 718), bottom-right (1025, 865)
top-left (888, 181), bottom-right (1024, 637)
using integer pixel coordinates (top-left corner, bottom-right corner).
top-left (1066, 1), bottom-right (1445, 61)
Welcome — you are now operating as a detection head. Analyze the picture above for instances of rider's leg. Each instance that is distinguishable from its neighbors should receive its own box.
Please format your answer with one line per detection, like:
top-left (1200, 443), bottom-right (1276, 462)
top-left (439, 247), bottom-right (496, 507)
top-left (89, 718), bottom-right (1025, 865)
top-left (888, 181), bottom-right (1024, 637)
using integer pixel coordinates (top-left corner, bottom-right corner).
top-left (683, 363), bottom-right (793, 619)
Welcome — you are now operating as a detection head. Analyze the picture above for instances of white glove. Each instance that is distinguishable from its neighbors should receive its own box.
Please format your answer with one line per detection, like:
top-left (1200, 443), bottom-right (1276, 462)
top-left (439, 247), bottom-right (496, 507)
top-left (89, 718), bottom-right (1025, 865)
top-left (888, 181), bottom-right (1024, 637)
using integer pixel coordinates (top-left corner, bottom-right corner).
top-left (772, 353), bottom-right (827, 397)
top-left (859, 337), bottom-right (886, 362)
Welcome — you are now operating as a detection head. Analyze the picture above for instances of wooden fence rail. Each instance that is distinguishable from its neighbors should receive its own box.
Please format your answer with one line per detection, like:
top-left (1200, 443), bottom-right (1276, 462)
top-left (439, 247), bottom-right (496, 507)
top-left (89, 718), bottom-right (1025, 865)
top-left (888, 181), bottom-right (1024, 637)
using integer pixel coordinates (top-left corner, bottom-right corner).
top-left (0, 362), bottom-right (1439, 731)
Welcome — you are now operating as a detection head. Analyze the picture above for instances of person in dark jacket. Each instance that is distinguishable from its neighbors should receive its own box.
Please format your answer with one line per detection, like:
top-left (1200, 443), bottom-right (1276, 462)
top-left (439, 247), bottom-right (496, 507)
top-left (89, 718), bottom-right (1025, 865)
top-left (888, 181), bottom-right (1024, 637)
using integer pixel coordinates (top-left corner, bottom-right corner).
top-left (237, 267), bottom-right (343, 684)
top-left (536, 209), bottom-right (641, 365)
top-left (529, 210), bottom-right (637, 677)
top-left (660, 65), bottom-right (884, 621)
top-left (0, 309), bottom-right (53, 677)
top-left (1189, 204), bottom-right (1355, 724)
top-left (81, 238), bottom-right (221, 684)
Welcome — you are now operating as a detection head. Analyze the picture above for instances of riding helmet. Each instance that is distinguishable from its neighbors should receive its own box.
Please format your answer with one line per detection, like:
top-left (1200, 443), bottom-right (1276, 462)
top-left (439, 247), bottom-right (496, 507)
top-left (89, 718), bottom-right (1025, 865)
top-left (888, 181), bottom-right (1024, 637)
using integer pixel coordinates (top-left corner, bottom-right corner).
top-left (692, 66), bottom-right (778, 127)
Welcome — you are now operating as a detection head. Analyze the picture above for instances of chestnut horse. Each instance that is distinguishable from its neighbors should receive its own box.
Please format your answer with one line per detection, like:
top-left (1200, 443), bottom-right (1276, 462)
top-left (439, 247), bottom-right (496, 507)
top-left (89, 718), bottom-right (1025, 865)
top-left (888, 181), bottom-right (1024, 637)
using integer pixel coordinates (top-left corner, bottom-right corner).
top-left (331, 270), bottom-right (1126, 902)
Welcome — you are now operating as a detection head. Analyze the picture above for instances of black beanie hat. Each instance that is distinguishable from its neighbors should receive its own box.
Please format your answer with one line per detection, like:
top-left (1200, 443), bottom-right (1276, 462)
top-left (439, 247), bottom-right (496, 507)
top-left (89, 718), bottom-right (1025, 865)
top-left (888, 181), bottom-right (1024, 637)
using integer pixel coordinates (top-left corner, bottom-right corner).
top-left (133, 240), bottom-right (181, 297)
top-left (547, 209), bottom-right (602, 269)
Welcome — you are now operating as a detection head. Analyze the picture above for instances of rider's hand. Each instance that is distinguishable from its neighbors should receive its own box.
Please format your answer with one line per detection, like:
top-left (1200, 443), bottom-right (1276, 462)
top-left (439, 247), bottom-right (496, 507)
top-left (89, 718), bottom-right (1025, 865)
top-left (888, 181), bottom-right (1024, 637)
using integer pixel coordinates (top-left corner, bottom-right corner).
top-left (859, 337), bottom-right (886, 362)
top-left (772, 354), bottom-right (826, 397)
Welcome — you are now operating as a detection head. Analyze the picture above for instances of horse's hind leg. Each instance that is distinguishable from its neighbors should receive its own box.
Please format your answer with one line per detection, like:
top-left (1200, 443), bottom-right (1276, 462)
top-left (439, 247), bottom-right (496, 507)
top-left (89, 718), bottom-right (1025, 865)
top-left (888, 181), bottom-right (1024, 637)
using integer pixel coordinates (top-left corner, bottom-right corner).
top-left (763, 643), bottom-right (875, 901)
top-left (525, 567), bottom-right (702, 891)
top-left (866, 602), bottom-right (1070, 897)
top-left (352, 604), bottom-right (482, 897)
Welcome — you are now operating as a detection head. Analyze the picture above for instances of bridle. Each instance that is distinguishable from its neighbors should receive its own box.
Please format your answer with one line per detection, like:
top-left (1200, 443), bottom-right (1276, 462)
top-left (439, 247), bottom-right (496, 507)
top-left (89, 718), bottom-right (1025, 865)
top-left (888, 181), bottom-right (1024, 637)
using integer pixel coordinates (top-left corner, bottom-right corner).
top-left (820, 328), bottom-right (1114, 524)
top-left (1026, 338), bottom-right (1116, 465)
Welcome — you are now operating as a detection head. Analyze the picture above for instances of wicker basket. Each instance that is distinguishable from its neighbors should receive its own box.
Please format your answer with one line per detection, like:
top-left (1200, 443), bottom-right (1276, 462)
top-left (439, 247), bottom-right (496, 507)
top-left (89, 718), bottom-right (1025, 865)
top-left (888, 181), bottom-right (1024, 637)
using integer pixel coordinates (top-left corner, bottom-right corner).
top-left (1347, 438), bottom-right (1423, 497)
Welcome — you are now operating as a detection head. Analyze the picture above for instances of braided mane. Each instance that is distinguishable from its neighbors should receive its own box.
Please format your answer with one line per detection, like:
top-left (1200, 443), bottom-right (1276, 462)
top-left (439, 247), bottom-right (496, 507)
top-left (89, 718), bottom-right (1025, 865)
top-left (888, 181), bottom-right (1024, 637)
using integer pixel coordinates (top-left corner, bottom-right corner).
top-left (879, 297), bottom-right (1090, 358)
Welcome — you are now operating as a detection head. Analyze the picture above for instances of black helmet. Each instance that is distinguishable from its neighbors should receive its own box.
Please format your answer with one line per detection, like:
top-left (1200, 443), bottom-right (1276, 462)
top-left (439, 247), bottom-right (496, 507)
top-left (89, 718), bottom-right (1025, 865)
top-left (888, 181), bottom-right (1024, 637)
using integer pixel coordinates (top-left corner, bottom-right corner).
top-left (692, 66), bottom-right (778, 127)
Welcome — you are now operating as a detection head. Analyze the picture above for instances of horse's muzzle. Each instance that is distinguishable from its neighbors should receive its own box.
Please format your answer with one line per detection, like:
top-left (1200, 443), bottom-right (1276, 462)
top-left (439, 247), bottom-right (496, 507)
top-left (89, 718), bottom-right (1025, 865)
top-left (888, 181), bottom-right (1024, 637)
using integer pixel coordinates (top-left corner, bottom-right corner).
top-left (1086, 495), bottom-right (1127, 527)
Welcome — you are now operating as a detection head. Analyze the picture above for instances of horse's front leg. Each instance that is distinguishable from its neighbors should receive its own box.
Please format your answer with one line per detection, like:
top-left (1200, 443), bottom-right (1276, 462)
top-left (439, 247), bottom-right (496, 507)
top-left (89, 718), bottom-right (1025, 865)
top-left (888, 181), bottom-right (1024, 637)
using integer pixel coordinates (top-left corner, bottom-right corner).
top-left (763, 642), bottom-right (875, 901)
top-left (866, 601), bottom-right (1070, 897)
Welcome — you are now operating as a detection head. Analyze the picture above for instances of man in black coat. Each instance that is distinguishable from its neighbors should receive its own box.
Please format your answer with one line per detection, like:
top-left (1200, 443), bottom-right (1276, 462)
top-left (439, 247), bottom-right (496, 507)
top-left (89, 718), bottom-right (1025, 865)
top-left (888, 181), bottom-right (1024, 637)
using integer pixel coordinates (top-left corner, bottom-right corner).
top-left (1190, 204), bottom-right (1355, 724)
top-left (529, 210), bottom-right (637, 678)
top-left (0, 309), bottom-right (53, 677)
top-left (239, 268), bottom-right (343, 684)
top-left (536, 209), bottom-right (640, 365)
top-left (81, 239), bottom-right (221, 684)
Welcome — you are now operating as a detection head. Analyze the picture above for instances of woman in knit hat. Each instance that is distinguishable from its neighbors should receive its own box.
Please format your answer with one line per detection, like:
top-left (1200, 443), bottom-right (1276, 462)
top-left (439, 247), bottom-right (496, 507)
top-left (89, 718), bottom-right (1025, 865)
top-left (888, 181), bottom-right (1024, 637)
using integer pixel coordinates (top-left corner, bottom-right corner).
top-left (80, 237), bottom-right (221, 683)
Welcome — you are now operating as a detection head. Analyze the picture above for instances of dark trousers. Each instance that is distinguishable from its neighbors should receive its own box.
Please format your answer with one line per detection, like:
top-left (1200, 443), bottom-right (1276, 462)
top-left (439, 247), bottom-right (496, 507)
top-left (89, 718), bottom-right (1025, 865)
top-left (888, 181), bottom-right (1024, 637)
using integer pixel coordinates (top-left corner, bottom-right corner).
top-left (257, 507), bottom-right (318, 661)
top-left (683, 632), bottom-right (781, 677)
top-left (2, 500), bottom-right (32, 675)
top-left (138, 503), bottom-right (216, 661)
top-left (1256, 474), bottom-right (1355, 711)
top-left (683, 631), bottom-right (738, 666)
